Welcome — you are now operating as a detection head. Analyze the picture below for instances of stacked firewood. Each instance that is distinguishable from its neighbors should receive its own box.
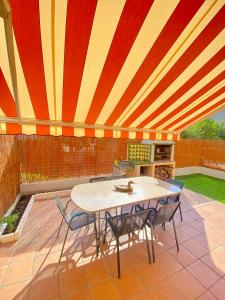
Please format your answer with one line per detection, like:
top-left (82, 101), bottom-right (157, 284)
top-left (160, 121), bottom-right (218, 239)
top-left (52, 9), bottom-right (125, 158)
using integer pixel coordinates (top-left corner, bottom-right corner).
top-left (154, 166), bottom-right (171, 181)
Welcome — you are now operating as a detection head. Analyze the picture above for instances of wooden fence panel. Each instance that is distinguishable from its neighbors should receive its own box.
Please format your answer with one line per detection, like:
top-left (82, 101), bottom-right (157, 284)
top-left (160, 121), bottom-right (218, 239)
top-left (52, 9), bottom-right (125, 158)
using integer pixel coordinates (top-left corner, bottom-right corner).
top-left (175, 139), bottom-right (225, 171)
top-left (0, 135), bottom-right (20, 216)
top-left (18, 135), bottom-right (140, 183)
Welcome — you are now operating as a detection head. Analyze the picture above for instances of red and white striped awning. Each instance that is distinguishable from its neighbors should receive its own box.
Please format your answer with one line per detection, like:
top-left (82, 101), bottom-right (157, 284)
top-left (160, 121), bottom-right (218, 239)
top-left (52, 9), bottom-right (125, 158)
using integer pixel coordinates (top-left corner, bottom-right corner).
top-left (0, 0), bottom-right (225, 140)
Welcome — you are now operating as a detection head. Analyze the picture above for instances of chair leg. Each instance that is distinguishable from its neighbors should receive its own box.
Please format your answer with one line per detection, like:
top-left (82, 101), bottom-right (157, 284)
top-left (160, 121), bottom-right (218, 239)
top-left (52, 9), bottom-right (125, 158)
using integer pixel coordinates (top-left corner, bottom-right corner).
top-left (172, 218), bottom-right (179, 252)
top-left (116, 237), bottom-right (121, 279)
top-left (56, 217), bottom-right (64, 239)
top-left (150, 224), bottom-right (155, 263)
top-left (56, 199), bottom-right (71, 239)
top-left (179, 204), bottom-right (183, 221)
top-left (103, 214), bottom-right (108, 245)
top-left (130, 205), bottom-right (134, 214)
top-left (94, 222), bottom-right (99, 256)
top-left (58, 225), bottom-right (70, 264)
top-left (144, 227), bottom-right (151, 264)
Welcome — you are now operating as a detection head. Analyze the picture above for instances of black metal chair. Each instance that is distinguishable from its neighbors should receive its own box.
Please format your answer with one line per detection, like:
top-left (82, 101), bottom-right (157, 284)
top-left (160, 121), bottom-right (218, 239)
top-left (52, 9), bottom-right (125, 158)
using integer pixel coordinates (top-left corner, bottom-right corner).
top-left (55, 196), bottom-right (98, 264)
top-left (156, 179), bottom-right (184, 221)
top-left (137, 201), bottom-right (180, 263)
top-left (103, 209), bottom-right (152, 278)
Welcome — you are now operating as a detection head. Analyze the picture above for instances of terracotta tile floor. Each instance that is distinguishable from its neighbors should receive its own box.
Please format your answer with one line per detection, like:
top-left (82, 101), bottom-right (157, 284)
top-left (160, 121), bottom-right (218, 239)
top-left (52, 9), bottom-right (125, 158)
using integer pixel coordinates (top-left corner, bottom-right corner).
top-left (1, 188), bottom-right (225, 300)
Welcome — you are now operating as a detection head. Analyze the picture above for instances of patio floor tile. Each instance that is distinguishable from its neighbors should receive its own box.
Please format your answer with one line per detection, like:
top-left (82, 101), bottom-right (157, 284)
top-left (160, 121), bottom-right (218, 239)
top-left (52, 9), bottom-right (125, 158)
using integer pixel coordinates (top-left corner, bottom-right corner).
top-left (206, 230), bottom-right (225, 245)
top-left (29, 273), bottom-right (58, 300)
top-left (59, 265), bottom-right (87, 296)
top-left (169, 245), bottom-right (197, 267)
top-left (187, 260), bottom-right (221, 289)
top-left (155, 251), bottom-right (183, 276)
top-left (84, 257), bottom-right (110, 284)
top-left (60, 287), bottom-right (90, 300)
top-left (104, 249), bottom-right (133, 276)
top-left (149, 279), bottom-right (186, 300)
top-left (182, 239), bottom-right (209, 258)
top-left (90, 278), bottom-right (121, 300)
top-left (32, 252), bottom-right (60, 276)
top-left (169, 227), bottom-right (191, 243)
top-left (0, 265), bottom-right (7, 286)
top-left (0, 280), bottom-right (30, 300)
top-left (197, 291), bottom-right (218, 299)
top-left (132, 289), bottom-right (156, 300)
top-left (193, 233), bottom-right (221, 251)
top-left (211, 245), bottom-right (225, 260)
top-left (200, 253), bottom-right (225, 276)
top-left (169, 269), bottom-right (205, 299)
top-left (2, 259), bottom-right (33, 285)
top-left (209, 278), bottom-right (225, 300)
top-left (114, 269), bottom-right (145, 300)
top-left (9, 242), bottom-right (37, 263)
top-left (135, 261), bottom-right (165, 288)
top-left (178, 224), bottom-right (201, 238)
top-left (0, 243), bottom-right (14, 266)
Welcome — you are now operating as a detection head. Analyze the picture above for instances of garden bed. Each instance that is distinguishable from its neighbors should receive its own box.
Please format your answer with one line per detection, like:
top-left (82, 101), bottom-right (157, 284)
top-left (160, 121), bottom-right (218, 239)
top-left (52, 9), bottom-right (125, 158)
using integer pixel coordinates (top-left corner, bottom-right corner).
top-left (0, 194), bottom-right (35, 243)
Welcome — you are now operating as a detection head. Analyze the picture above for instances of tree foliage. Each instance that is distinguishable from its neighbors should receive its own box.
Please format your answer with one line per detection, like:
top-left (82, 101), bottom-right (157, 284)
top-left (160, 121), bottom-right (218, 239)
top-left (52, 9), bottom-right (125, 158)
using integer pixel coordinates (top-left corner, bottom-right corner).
top-left (181, 118), bottom-right (225, 139)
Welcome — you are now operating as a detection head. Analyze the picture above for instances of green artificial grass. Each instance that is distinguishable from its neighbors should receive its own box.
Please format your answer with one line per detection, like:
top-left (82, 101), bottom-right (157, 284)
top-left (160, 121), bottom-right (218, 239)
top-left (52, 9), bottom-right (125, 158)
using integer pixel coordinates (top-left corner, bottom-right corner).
top-left (175, 173), bottom-right (225, 204)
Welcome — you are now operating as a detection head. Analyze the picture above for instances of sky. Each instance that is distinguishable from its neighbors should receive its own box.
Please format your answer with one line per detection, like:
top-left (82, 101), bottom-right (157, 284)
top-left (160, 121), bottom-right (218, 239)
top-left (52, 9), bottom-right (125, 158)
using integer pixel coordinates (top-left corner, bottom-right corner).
top-left (211, 110), bottom-right (225, 122)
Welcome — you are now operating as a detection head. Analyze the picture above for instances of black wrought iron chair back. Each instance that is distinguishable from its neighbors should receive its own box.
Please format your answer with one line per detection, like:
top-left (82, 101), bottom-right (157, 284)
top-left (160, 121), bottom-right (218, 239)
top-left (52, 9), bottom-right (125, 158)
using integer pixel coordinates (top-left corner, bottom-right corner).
top-left (103, 209), bottom-right (152, 278)
top-left (156, 179), bottom-right (184, 221)
top-left (55, 196), bottom-right (98, 264)
top-left (89, 176), bottom-right (108, 182)
top-left (89, 175), bottom-right (126, 183)
top-left (142, 201), bottom-right (180, 263)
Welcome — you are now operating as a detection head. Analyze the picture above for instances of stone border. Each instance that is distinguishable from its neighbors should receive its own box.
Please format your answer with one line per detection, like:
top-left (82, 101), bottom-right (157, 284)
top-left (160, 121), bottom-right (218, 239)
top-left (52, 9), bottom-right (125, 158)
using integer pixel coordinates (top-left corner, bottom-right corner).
top-left (19, 166), bottom-right (225, 195)
top-left (19, 174), bottom-right (111, 194)
top-left (0, 195), bottom-right (35, 243)
top-left (175, 166), bottom-right (225, 180)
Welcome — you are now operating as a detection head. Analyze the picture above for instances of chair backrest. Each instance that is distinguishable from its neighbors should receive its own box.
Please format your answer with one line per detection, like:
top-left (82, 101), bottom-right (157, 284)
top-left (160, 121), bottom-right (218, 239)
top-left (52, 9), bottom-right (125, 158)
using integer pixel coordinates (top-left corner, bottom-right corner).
top-left (89, 176), bottom-right (107, 183)
top-left (152, 202), bottom-right (180, 226)
top-left (89, 175), bottom-right (126, 183)
top-left (108, 175), bottom-right (126, 180)
top-left (166, 178), bottom-right (184, 190)
top-left (116, 209), bottom-right (152, 236)
top-left (55, 196), bottom-right (70, 224)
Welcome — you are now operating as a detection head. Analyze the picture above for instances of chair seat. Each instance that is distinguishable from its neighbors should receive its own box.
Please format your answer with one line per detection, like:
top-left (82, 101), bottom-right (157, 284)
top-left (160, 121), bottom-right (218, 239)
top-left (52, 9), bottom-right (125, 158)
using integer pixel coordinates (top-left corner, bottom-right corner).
top-left (158, 197), bottom-right (168, 205)
top-left (158, 197), bottom-right (177, 206)
top-left (69, 211), bottom-right (96, 230)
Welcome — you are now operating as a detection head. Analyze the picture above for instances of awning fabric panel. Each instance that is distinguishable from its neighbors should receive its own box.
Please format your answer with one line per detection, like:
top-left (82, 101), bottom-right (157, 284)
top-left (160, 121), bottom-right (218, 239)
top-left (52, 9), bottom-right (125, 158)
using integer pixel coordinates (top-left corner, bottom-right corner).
top-left (0, 0), bottom-right (225, 139)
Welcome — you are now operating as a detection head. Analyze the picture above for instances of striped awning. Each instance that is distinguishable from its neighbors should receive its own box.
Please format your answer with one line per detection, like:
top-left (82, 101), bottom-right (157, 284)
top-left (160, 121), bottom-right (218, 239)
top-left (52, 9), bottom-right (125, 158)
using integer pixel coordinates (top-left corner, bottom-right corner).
top-left (0, 0), bottom-right (225, 140)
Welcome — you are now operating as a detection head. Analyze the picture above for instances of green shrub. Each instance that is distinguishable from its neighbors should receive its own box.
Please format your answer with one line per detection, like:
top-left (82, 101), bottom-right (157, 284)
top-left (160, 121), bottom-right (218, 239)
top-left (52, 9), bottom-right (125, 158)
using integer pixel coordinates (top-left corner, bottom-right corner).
top-left (0, 213), bottom-right (19, 233)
